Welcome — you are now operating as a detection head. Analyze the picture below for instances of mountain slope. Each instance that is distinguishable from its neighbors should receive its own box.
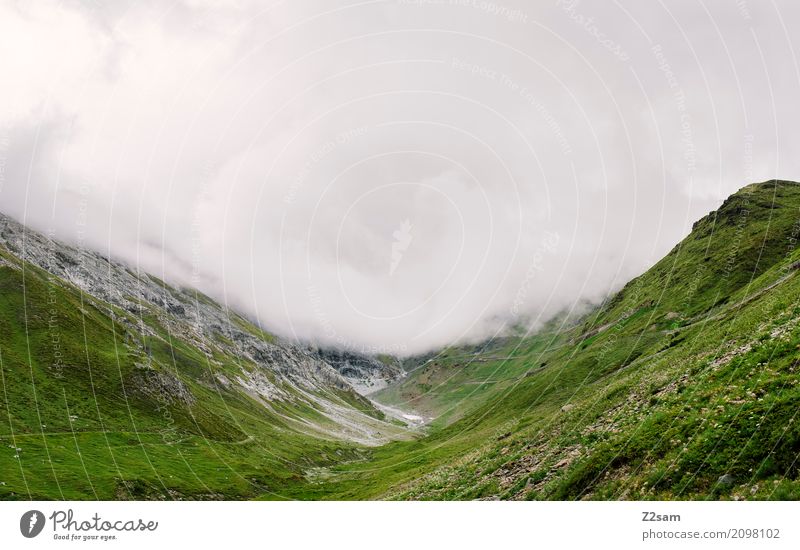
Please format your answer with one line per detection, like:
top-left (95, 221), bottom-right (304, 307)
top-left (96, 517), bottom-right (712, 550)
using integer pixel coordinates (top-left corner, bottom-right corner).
top-left (287, 180), bottom-right (800, 500)
top-left (0, 213), bottom-right (411, 500)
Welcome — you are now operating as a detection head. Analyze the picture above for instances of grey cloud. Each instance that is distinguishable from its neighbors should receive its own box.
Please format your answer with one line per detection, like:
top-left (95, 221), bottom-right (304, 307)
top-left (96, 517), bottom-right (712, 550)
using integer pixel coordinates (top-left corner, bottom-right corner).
top-left (1, 0), bottom-right (799, 355)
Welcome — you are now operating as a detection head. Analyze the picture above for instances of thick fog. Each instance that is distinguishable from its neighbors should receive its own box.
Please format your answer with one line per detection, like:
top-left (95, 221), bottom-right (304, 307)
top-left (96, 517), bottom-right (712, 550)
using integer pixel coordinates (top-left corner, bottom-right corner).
top-left (1, 0), bottom-right (799, 355)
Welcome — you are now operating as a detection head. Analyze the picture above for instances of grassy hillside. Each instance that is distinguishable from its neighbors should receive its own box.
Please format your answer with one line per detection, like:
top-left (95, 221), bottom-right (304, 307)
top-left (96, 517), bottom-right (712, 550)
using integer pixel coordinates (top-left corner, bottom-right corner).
top-left (0, 246), bottom-right (387, 500)
top-left (287, 180), bottom-right (800, 500)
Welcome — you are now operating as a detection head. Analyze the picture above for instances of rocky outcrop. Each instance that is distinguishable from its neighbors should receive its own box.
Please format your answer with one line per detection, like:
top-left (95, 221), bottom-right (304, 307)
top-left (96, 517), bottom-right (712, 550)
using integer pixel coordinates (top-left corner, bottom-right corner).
top-left (131, 368), bottom-right (196, 406)
top-left (312, 347), bottom-right (403, 395)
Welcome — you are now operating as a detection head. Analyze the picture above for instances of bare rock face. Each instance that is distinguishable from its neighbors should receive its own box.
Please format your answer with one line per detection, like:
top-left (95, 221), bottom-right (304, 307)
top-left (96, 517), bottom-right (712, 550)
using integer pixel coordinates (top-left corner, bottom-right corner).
top-left (311, 348), bottom-right (404, 395)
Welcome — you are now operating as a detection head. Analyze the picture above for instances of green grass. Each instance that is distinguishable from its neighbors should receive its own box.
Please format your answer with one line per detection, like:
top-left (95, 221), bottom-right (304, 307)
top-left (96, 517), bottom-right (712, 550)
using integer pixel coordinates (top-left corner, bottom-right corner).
top-left (0, 257), bottom-right (365, 500)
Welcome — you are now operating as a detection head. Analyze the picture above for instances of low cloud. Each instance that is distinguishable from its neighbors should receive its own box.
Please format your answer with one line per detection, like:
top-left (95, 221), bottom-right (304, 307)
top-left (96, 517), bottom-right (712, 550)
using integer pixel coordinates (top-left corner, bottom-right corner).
top-left (1, 0), bottom-right (799, 355)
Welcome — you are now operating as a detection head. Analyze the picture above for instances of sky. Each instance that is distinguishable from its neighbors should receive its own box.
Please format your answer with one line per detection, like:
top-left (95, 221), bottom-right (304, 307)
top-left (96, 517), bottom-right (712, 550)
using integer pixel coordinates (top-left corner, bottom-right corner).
top-left (1, 0), bottom-right (799, 356)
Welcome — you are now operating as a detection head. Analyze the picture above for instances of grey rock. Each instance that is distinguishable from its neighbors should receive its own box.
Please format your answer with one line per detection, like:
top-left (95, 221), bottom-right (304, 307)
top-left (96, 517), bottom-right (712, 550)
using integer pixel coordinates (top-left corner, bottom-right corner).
top-left (717, 474), bottom-right (735, 486)
top-left (132, 369), bottom-right (196, 406)
top-left (312, 347), bottom-right (403, 395)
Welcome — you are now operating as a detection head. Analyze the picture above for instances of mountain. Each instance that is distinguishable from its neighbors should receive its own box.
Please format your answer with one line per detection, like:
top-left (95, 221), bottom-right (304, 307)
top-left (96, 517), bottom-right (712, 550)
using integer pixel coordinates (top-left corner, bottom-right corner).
top-left (2, 179), bottom-right (800, 501)
top-left (0, 212), bottom-right (414, 500)
top-left (284, 180), bottom-right (800, 500)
